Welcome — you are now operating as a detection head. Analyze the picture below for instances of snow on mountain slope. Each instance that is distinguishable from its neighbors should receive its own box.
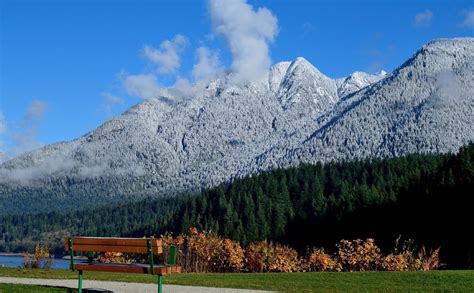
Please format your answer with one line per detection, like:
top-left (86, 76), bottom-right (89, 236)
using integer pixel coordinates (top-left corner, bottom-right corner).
top-left (278, 57), bottom-right (338, 116)
top-left (273, 38), bottom-right (474, 165)
top-left (336, 70), bottom-right (387, 98)
top-left (0, 38), bottom-right (472, 214)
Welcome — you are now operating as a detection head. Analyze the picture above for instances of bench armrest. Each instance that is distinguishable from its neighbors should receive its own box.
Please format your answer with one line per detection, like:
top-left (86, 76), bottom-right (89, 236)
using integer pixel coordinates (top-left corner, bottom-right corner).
top-left (67, 238), bottom-right (74, 271)
top-left (168, 245), bottom-right (177, 266)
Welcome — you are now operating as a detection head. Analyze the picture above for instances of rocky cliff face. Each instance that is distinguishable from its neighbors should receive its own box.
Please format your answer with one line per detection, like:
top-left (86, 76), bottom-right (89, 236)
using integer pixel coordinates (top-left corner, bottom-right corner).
top-left (1, 38), bottom-right (472, 214)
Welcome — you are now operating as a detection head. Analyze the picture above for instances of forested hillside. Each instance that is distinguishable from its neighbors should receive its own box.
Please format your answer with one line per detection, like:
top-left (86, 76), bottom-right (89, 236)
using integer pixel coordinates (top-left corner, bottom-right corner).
top-left (2, 38), bottom-right (473, 214)
top-left (1, 143), bottom-right (472, 268)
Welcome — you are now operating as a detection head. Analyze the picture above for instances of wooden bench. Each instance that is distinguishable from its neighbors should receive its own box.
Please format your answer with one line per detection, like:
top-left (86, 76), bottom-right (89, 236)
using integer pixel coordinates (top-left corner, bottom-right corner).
top-left (65, 237), bottom-right (180, 293)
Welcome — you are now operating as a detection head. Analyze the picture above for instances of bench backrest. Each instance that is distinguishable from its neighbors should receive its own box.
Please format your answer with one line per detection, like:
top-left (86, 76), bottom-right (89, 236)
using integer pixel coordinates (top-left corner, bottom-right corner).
top-left (64, 237), bottom-right (163, 254)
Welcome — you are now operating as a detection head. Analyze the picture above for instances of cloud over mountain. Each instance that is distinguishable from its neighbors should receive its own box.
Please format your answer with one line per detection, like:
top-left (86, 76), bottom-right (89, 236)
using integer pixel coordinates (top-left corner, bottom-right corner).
top-left (192, 46), bottom-right (223, 82)
top-left (143, 34), bottom-right (188, 74)
top-left (414, 10), bottom-right (433, 28)
top-left (118, 0), bottom-right (280, 100)
top-left (209, 0), bottom-right (279, 82)
top-left (461, 9), bottom-right (474, 28)
top-left (9, 100), bottom-right (47, 158)
top-left (1, 38), bottom-right (472, 214)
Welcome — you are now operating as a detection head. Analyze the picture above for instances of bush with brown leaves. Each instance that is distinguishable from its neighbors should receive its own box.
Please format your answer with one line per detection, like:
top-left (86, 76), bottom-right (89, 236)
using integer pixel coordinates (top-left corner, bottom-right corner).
top-left (336, 239), bottom-right (382, 271)
top-left (161, 228), bottom-right (245, 272)
top-left (22, 244), bottom-right (53, 269)
top-left (94, 228), bottom-right (442, 273)
top-left (305, 248), bottom-right (341, 272)
top-left (245, 240), bottom-right (301, 272)
top-left (381, 237), bottom-right (441, 272)
top-left (415, 246), bottom-right (440, 271)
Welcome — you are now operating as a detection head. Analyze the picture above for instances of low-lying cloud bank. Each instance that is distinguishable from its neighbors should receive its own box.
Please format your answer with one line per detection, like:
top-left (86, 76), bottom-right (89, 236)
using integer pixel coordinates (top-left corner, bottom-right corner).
top-left (0, 113), bottom-right (6, 161)
top-left (0, 153), bottom-right (146, 184)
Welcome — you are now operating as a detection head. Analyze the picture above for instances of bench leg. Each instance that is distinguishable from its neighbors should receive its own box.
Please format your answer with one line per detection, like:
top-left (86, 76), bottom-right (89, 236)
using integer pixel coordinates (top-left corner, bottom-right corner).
top-left (158, 275), bottom-right (163, 293)
top-left (78, 270), bottom-right (83, 293)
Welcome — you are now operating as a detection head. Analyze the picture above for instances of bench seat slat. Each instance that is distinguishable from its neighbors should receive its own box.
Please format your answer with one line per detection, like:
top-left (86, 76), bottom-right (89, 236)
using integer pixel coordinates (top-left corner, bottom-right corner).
top-left (66, 244), bottom-right (162, 254)
top-left (74, 263), bottom-right (181, 275)
top-left (64, 237), bottom-right (162, 253)
top-left (66, 237), bottom-right (162, 247)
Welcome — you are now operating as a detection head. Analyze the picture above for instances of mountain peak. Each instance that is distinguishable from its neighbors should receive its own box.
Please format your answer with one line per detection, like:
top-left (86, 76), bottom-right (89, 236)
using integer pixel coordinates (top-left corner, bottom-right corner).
top-left (423, 37), bottom-right (474, 49)
top-left (268, 61), bottom-right (291, 93)
top-left (1, 38), bottom-right (472, 214)
top-left (392, 37), bottom-right (474, 78)
top-left (417, 38), bottom-right (474, 58)
top-left (293, 56), bottom-right (311, 64)
top-left (288, 57), bottom-right (319, 73)
top-left (336, 70), bottom-right (387, 98)
top-left (377, 70), bottom-right (387, 77)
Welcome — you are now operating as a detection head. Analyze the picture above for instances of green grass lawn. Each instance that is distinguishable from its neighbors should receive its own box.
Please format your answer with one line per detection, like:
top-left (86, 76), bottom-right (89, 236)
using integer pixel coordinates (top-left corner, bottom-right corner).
top-left (0, 283), bottom-right (75, 292)
top-left (0, 267), bottom-right (473, 292)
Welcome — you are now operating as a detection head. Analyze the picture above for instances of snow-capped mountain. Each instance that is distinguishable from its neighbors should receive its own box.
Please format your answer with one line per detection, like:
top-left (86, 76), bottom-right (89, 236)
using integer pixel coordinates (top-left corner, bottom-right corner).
top-left (336, 70), bottom-right (387, 98)
top-left (1, 38), bottom-right (473, 214)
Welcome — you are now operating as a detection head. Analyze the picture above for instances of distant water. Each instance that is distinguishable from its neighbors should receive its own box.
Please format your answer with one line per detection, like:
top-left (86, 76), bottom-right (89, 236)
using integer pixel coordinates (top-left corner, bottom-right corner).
top-left (0, 255), bottom-right (74, 270)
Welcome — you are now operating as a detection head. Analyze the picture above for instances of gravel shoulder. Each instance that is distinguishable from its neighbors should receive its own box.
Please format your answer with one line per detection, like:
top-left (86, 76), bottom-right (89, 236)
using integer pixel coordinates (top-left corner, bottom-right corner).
top-left (0, 277), bottom-right (275, 293)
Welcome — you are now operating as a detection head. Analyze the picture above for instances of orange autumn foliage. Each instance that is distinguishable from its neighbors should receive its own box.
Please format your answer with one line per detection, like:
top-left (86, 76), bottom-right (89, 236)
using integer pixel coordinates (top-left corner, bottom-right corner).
top-left (94, 228), bottom-right (440, 273)
top-left (245, 240), bottom-right (300, 272)
top-left (305, 248), bottom-right (341, 272)
top-left (336, 239), bottom-right (382, 271)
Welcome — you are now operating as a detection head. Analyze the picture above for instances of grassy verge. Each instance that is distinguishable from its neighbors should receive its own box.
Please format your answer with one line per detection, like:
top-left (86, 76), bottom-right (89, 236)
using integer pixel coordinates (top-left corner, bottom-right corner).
top-left (0, 267), bottom-right (473, 292)
top-left (0, 283), bottom-right (75, 292)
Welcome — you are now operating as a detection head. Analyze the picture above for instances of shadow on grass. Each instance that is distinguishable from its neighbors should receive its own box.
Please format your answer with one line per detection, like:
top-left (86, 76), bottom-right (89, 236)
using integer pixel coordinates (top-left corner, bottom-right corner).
top-left (0, 284), bottom-right (116, 293)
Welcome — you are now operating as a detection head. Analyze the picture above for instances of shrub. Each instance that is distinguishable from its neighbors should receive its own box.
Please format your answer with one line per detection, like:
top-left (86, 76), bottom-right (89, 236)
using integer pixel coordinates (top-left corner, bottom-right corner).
top-left (22, 244), bottom-right (53, 269)
top-left (336, 239), bottom-right (382, 271)
top-left (245, 240), bottom-right (300, 272)
top-left (244, 240), bottom-right (270, 272)
top-left (269, 244), bottom-right (301, 272)
top-left (382, 237), bottom-right (441, 271)
top-left (155, 229), bottom-right (441, 273)
top-left (305, 248), bottom-right (341, 272)
top-left (416, 246), bottom-right (440, 271)
top-left (382, 253), bottom-right (409, 271)
top-left (97, 252), bottom-right (135, 264)
top-left (161, 228), bottom-right (243, 272)
top-left (184, 228), bottom-right (223, 272)
top-left (212, 239), bottom-right (245, 272)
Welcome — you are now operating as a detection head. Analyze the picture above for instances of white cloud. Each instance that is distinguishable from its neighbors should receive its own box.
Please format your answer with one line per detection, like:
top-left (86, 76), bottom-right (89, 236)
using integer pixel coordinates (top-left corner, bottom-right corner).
top-left (116, 0), bottom-right (280, 103)
top-left (461, 10), bottom-right (474, 28)
top-left (9, 100), bottom-right (48, 157)
top-left (122, 74), bottom-right (164, 100)
top-left (116, 36), bottom-right (189, 103)
top-left (414, 10), bottom-right (433, 28)
top-left (209, 0), bottom-right (279, 83)
top-left (24, 100), bottom-right (47, 122)
top-left (192, 46), bottom-right (223, 81)
top-left (0, 112), bottom-right (6, 135)
top-left (168, 77), bottom-right (207, 98)
top-left (78, 163), bottom-right (108, 178)
top-left (301, 21), bottom-right (316, 38)
top-left (102, 92), bottom-right (125, 116)
top-left (143, 34), bottom-right (188, 74)
top-left (0, 155), bottom-right (76, 183)
top-left (0, 112), bottom-right (6, 159)
top-left (435, 71), bottom-right (462, 100)
top-left (121, 71), bottom-right (202, 103)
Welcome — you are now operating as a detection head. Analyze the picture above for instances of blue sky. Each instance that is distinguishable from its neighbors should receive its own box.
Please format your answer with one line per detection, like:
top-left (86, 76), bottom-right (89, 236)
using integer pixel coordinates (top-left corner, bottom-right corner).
top-left (1, 0), bottom-right (473, 158)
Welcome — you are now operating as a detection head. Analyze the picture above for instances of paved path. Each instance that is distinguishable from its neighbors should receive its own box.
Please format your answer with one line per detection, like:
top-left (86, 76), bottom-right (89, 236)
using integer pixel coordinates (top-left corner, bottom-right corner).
top-left (0, 277), bottom-right (273, 293)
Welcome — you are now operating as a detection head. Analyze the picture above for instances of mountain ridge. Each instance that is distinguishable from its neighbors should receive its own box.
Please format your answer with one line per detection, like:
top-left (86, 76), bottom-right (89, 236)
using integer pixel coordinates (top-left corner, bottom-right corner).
top-left (1, 37), bottom-right (473, 214)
